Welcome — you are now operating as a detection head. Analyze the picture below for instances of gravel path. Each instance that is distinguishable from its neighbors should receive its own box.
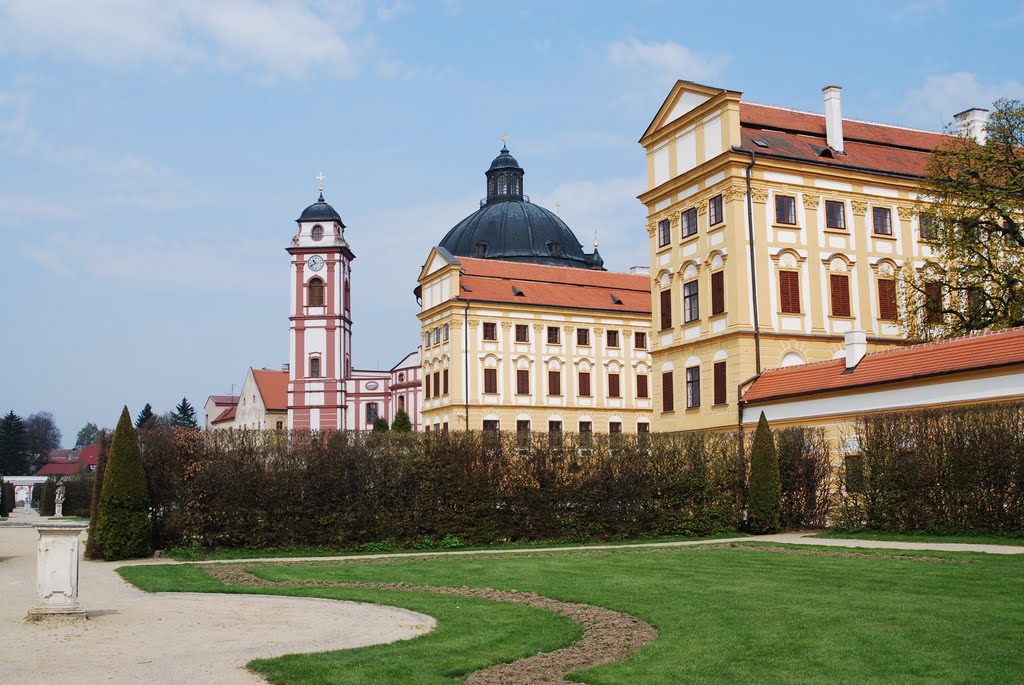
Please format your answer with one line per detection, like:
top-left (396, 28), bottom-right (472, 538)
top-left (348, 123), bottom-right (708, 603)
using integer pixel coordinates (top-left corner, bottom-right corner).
top-left (0, 519), bottom-right (434, 685)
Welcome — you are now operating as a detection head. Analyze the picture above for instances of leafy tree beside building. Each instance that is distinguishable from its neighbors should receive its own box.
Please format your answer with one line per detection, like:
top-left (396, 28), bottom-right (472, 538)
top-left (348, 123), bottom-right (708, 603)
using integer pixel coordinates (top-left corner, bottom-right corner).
top-left (903, 99), bottom-right (1024, 338)
top-left (75, 422), bottom-right (101, 448)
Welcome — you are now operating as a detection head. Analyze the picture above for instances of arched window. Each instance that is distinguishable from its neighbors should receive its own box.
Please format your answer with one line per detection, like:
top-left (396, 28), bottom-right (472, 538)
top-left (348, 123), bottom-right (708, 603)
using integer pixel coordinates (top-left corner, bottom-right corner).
top-left (511, 177), bottom-right (519, 195)
top-left (309, 356), bottom-right (321, 378)
top-left (398, 395), bottom-right (406, 411)
top-left (308, 277), bottom-right (324, 307)
top-left (311, 225), bottom-right (324, 241)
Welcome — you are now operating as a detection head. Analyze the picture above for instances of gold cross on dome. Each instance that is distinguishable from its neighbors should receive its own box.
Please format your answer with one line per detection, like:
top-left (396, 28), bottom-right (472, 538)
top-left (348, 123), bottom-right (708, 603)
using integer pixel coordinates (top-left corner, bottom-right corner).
top-left (501, 133), bottom-right (509, 144)
top-left (316, 171), bottom-right (325, 192)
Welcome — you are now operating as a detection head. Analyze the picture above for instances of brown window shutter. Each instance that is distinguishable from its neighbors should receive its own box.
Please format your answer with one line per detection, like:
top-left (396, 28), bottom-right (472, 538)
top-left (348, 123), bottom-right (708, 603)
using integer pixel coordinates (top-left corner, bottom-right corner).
top-left (548, 370), bottom-right (561, 395)
top-left (713, 361), bottom-right (727, 405)
top-left (830, 274), bottom-right (851, 317)
top-left (636, 374), bottom-right (649, 398)
top-left (711, 271), bottom-right (725, 315)
top-left (780, 271), bottom-right (801, 313)
top-left (660, 289), bottom-right (672, 329)
top-left (608, 373), bottom-right (620, 397)
top-left (878, 279), bottom-right (897, 320)
top-left (484, 368), bottom-right (497, 394)
top-left (579, 372), bottom-right (591, 396)
top-left (662, 371), bottom-right (674, 412)
top-left (516, 369), bottom-right (529, 394)
top-left (442, 369), bottom-right (449, 395)
top-left (925, 282), bottom-right (943, 323)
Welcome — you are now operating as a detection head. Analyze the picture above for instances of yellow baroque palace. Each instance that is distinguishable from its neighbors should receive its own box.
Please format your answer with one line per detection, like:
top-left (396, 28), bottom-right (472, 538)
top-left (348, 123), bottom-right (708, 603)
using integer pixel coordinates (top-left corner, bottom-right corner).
top-left (638, 80), bottom-right (962, 432)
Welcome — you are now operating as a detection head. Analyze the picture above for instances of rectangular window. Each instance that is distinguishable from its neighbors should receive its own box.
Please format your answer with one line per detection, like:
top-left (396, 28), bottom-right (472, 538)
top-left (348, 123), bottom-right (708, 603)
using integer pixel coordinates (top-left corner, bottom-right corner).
top-left (877, 278), bottom-right (898, 321)
top-left (432, 371), bottom-right (440, 398)
top-left (775, 195), bottom-right (797, 224)
top-left (548, 420), bottom-right (562, 433)
top-left (825, 200), bottom-right (846, 230)
top-left (662, 371), bottom-right (674, 412)
top-left (547, 326), bottom-right (561, 344)
top-left (709, 195), bottom-right (723, 225)
top-left (919, 213), bottom-right (937, 240)
top-left (576, 328), bottom-right (590, 346)
top-left (657, 218), bottom-right (671, 247)
top-left (425, 333), bottom-right (431, 348)
top-left (779, 271), bottom-right (801, 314)
top-left (578, 371), bottom-right (591, 396)
top-left (713, 361), bottom-right (727, 406)
top-left (638, 422), bottom-right (650, 434)
top-left (483, 368), bottom-right (498, 394)
top-left (636, 374), bottom-right (649, 399)
top-left (660, 289), bottom-right (673, 329)
top-left (433, 327), bottom-right (440, 345)
top-left (483, 419), bottom-right (499, 431)
top-left (609, 421), bottom-right (622, 434)
top-left (548, 370), bottom-right (562, 395)
top-left (276, 420), bottom-right (284, 430)
top-left (443, 323), bottom-right (449, 341)
top-left (483, 322), bottom-right (497, 340)
top-left (548, 421), bottom-right (563, 449)
top-left (366, 402), bottom-right (378, 423)
top-left (515, 324), bottom-right (529, 343)
top-left (830, 274), bottom-right (851, 317)
top-left (424, 375), bottom-right (431, 398)
top-left (608, 373), bottom-right (621, 398)
top-left (443, 422), bottom-right (448, 432)
top-left (873, 207), bottom-right (893, 236)
top-left (442, 369), bottom-right (449, 395)
top-left (925, 282), bottom-right (943, 324)
top-left (683, 280), bottom-right (700, 323)
top-left (606, 330), bottom-right (620, 347)
top-left (516, 420), bottom-right (531, 449)
top-left (579, 420), bottom-right (593, 448)
top-left (634, 331), bottom-right (647, 349)
top-left (310, 357), bottom-right (321, 378)
top-left (711, 270), bottom-right (725, 315)
top-left (686, 366), bottom-right (701, 409)
top-left (681, 207), bottom-right (698, 238)
top-left (516, 369), bottom-right (530, 395)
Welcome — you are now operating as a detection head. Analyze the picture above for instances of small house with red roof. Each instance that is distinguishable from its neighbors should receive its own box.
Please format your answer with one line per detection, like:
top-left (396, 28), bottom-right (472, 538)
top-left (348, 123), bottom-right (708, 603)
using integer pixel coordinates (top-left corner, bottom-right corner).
top-left (35, 444), bottom-right (101, 476)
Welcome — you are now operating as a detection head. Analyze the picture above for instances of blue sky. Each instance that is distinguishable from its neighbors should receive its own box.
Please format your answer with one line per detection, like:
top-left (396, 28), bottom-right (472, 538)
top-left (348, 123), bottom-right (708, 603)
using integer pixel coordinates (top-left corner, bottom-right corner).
top-left (1, 0), bottom-right (1021, 445)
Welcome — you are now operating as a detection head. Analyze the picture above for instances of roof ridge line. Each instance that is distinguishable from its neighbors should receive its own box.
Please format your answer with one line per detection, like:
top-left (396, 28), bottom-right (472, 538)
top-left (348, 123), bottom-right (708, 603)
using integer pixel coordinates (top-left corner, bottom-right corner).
top-left (743, 101), bottom-right (946, 136)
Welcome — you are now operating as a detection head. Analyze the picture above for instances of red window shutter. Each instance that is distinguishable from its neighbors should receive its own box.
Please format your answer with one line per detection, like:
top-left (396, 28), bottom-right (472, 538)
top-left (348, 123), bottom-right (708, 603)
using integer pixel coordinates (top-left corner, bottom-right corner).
top-left (830, 274), bottom-right (851, 317)
top-left (608, 373), bottom-right (620, 397)
top-left (662, 371), bottom-right (674, 412)
top-left (660, 289), bottom-right (672, 329)
top-left (780, 271), bottom-right (801, 313)
top-left (433, 372), bottom-right (440, 398)
top-left (442, 369), bottom-right (449, 395)
top-left (516, 369), bottom-right (529, 394)
top-left (548, 370), bottom-right (561, 395)
top-left (637, 374), bottom-right (649, 398)
top-left (713, 361), bottom-right (727, 405)
top-left (711, 271), bottom-right (725, 315)
top-left (878, 279), bottom-right (897, 320)
top-left (484, 368), bottom-right (497, 394)
top-left (579, 372), bottom-right (591, 396)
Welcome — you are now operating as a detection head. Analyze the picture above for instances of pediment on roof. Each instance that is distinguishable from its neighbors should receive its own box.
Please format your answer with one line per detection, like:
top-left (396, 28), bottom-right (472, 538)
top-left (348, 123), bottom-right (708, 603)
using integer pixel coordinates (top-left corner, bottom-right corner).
top-left (418, 246), bottom-right (458, 282)
top-left (640, 80), bottom-right (736, 144)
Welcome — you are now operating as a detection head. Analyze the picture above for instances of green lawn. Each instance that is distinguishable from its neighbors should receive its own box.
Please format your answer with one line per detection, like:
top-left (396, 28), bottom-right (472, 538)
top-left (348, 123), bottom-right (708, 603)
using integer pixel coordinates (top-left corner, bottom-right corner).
top-left (120, 543), bottom-right (1024, 684)
top-left (814, 530), bottom-right (1024, 546)
top-left (164, 532), bottom-right (744, 561)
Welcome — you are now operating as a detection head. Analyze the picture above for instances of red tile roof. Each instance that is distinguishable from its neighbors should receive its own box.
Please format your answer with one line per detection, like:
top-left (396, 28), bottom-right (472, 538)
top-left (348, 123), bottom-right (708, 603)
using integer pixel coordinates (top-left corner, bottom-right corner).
top-left (253, 369), bottom-right (289, 411)
top-left (211, 405), bottom-right (237, 423)
top-left (739, 102), bottom-right (950, 178)
top-left (742, 327), bottom-right (1024, 404)
top-left (35, 444), bottom-right (99, 475)
top-left (36, 463), bottom-right (86, 476)
top-left (456, 257), bottom-right (651, 314)
top-left (208, 395), bottom-right (239, 406)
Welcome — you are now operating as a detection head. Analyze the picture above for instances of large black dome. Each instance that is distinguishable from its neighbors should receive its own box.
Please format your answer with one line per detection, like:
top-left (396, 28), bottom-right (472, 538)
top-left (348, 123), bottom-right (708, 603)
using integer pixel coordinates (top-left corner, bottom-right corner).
top-left (438, 145), bottom-right (604, 270)
top-left (297, 192), bottom-right (344, 225)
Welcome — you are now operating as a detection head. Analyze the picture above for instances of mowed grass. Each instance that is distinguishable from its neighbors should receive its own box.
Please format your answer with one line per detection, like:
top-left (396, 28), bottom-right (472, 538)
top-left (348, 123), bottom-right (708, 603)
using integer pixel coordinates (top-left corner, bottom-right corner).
top-left (121, 543), bottom-right (1024, 684)
top-left (813, 530), bottom-right (1024, 546)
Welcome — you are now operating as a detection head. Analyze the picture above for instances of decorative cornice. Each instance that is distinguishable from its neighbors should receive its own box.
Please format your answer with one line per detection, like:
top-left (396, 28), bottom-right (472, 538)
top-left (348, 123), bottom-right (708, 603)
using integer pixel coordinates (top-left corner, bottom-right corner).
top-left (750, 186), bottom-right (768, 203)
top-left (802, 194), bottom-right (820, 210)
top-left (851, 200), bottom-right (868, 215)
top-left (896, 204), bottom-right (916, 220)
top-left (722, 183), bottom-right (746, 202)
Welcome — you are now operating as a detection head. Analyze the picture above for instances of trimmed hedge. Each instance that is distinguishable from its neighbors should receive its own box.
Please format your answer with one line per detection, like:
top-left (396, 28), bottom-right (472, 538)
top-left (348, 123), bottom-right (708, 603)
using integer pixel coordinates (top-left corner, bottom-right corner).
top-left (748, 413), bottom-right (781, 534)
top-left (835, 402), bottom-right (1024, 535)
top-left (38, 475), bottom-right (94, 517)
top-left (95, 408), bottom-right (152, 560)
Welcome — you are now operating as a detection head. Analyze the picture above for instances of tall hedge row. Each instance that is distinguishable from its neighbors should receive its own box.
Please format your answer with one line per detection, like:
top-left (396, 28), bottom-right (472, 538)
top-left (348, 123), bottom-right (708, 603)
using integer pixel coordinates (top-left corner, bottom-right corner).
top-left (140, 429), bottom-right (747, 549)
top-left (835, 402), bottom-right (1024, 535)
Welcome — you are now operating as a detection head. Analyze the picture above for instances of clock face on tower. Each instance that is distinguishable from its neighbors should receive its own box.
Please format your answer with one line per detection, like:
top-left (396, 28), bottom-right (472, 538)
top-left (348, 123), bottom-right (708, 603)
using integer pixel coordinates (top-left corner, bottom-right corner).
top-left (307, 255), bottom-right (325, 271)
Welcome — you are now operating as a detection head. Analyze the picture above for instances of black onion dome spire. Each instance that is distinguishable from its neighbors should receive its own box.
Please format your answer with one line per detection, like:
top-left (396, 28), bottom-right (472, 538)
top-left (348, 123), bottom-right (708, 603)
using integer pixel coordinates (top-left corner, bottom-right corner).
top-left (297, 192), bottom-right (345, 226)
top-left (438, 144), bottom-right (606, 270)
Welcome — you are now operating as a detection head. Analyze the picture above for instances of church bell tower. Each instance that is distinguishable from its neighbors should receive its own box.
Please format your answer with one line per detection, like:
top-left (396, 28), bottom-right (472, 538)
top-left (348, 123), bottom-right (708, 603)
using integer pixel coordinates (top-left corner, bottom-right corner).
top-left (287, 174), bottom-right (354, 430)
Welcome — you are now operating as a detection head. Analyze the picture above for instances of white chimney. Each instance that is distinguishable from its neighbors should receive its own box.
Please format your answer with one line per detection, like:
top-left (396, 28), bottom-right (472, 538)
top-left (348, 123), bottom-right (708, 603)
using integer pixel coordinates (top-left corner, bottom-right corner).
top-left (953, 108), bottom-right (989, 144)
top-left (844, 330), bottom-right (867, 370)
top-left (282, 363), bottom-right (290, 373)
top-left (822, 85), bottom-right (844, 153)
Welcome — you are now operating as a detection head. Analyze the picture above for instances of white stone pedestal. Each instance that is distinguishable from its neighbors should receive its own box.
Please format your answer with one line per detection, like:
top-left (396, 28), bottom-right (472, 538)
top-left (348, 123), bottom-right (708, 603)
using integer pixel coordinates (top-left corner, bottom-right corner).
top-left (27, 521), bottom-right (89, 620)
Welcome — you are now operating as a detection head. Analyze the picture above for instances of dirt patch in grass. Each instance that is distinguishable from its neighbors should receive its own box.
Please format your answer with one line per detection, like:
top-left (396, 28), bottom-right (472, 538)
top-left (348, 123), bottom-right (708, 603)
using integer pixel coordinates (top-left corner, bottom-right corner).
top-left (204, 564), bottom-right (656, 684)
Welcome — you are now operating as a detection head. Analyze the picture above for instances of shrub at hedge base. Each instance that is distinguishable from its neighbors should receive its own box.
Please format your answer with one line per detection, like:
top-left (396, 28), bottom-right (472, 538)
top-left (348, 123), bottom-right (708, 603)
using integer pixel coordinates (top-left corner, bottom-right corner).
top-left (748, 413), bottom-right (781, 534)
top-left (95, 407), bottom-right (152, 560)
top-left (837, 402), bottom-right (1024, 535)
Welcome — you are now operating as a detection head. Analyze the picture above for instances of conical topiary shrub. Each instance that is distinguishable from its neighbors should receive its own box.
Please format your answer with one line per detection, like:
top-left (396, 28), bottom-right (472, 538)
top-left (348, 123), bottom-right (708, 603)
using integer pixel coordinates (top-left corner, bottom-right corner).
top-left (95, 407), bottom-right (151, 560)
top-left (748, 412), bottom-right (781, 534)
top-left (85, 429), bottom-right (110, 560)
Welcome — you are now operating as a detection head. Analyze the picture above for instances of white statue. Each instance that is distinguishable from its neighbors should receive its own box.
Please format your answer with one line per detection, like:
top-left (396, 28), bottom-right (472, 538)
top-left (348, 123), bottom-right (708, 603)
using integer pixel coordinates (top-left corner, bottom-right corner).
top-left (55, 480), bottom-right (66, 517)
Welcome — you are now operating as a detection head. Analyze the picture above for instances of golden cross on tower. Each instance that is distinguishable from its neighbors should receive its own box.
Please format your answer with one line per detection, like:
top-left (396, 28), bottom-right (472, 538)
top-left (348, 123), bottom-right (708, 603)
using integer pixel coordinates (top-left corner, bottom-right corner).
top-left (316, 171), bottom-right (325, 193)
top-left (501, 133), bottom-right (509, 145)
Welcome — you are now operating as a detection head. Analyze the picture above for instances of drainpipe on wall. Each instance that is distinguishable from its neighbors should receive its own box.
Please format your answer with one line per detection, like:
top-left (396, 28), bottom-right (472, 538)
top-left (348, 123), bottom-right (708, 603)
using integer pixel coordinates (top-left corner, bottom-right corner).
top-left (739, 147), bottom-right (763, 376)
top-left (463, 298), bottom-right (470, 431)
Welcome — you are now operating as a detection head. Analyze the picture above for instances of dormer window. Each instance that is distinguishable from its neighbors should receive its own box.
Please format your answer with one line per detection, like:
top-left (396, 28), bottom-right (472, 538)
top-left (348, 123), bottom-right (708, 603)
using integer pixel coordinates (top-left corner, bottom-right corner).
top-left (311, 225), bottom-right (324, 241)
top-left (475, 242), bottom-right (488, 257)
top-left (546, 242), bottom-right (561, 257)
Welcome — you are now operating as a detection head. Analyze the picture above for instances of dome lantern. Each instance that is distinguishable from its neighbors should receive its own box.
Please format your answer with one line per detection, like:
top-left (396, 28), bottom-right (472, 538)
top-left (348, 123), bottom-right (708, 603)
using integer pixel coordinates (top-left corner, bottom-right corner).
top-left (485, 142), bottom-right (525, 203)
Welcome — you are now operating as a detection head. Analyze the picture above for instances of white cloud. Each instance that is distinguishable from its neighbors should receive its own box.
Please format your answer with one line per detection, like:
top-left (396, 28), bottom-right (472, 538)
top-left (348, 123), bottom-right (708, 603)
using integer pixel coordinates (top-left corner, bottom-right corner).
top-left (606, 38), bottom-right (729, 85)
top-left (0, 0), bottom-right (365, 80)
top-left (898, 72), bottom-right (1024, 130)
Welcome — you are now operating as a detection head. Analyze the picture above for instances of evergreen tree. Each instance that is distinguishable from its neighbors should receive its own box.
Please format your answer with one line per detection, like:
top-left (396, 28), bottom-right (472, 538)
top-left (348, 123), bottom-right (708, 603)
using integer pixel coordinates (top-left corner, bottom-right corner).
top-left (748, 412), bottom-right (781, 534)
top-left (0, 410), bottom-right (29, 476)
top-left (75, 422), bottom-right (100, 448)
top-left (372, 416), bottom-right (390, 432)
top-left (85, 429), bottom-right (110, 560)
top-left (95, 407), bottom-right (151, 560)
top-left (135, 404), bottom-right (155, 430)
top-left (391, 408), bottom-right (413, 432)
top-left (170, 397), bottom-right (199, 430)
